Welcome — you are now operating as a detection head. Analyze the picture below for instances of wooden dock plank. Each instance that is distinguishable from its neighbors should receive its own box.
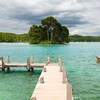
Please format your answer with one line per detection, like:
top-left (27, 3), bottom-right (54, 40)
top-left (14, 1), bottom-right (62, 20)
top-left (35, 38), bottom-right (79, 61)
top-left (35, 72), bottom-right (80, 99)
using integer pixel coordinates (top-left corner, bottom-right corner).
top-left (4, 63), bottom-right (27, 67)
top-left (30, 65), bottom-right (68, 100)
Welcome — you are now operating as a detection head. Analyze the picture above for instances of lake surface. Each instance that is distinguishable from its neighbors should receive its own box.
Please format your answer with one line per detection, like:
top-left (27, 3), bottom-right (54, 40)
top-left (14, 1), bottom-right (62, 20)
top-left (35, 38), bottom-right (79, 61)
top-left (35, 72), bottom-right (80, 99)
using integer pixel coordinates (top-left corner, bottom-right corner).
top-left (0, 42), bottom-right (100, 100)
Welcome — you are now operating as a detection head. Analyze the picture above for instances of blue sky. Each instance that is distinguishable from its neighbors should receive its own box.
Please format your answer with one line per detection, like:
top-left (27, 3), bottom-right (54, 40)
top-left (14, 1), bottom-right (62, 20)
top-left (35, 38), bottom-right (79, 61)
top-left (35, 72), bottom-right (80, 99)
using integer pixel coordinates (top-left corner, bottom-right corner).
top-left (0, 0), bottom-right (100, 36)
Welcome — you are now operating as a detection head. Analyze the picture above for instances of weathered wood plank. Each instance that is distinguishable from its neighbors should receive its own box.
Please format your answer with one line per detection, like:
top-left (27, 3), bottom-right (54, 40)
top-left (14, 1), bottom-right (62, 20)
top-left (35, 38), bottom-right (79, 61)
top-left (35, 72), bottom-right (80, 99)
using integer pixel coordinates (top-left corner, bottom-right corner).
top-left (30, 65), bottom-right (73, 100)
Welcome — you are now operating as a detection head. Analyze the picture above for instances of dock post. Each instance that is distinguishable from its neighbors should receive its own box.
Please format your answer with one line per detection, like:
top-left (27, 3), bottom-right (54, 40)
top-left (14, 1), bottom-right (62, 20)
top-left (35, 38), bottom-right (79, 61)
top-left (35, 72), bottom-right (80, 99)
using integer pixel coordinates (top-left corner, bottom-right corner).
top-left (40, 76), bottom-right (44, 83)
top-left (58, 56), bottom-right (61, 66)
top-left (7, 56), bottom-right (10, 71)
top-left (0, 57), bottom-right (5, 71)
top-left (59, 61), bottom-right (63, 72)
top-left (45, 61), bottom-right (48, 66)
top-left (47, 56), bottom-right (50, 64)
top-left (27, 57), bottom-right (30, 72)
top-left (31, 56), bottom-right (34, 71)
top-left (62, 68), bottom-right (67, 83)
top-left (31, 97), bottom-right (36, 100)
top-left (43, 67), bottom-right (46, 72)
top-left (66, 82), bottom-right (72, 100)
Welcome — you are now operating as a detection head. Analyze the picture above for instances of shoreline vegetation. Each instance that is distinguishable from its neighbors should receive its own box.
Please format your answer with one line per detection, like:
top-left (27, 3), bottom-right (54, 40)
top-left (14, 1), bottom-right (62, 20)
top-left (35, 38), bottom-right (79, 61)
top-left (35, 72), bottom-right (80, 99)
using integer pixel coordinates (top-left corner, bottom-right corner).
top-left (0, 32), bottom-right (100, 43)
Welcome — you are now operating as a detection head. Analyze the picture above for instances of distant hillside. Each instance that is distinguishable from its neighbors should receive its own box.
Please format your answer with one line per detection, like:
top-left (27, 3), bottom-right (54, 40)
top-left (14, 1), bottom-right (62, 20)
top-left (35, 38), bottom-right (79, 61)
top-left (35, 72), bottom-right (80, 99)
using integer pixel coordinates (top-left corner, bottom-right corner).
top-left (69, 35), bottom-right (100, 42)
top-left (0, 32), bottom-right (29, 42)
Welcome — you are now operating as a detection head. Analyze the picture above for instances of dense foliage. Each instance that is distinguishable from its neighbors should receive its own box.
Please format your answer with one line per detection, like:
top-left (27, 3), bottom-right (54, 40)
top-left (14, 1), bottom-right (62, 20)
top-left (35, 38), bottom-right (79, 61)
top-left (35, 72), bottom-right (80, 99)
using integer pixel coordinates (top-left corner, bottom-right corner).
top-left (0, 32), bottom-right (29, 42)
top-left (28, 16), bottom-right (69, 44)
top-left (69, 35), bottom-right (100, 42)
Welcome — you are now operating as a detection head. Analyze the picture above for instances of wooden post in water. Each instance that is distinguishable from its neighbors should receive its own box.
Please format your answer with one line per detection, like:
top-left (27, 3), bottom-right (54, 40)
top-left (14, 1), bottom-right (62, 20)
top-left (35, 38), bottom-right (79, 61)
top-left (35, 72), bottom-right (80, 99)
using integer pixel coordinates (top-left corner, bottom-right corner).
top-left (27, 57), bottom-right (30, 72)
top-left (58, 56), bottom-right (61, 66)
top-left (43, 67), bottom-right (46, 72)
top-left (31, 97), bottom-right (36, 100)
top-left (31, 56), bottom-right (34, 71)
top-left (59, 61), bottom-right (63, 72)
top-left (7, 56), bottom-right (10, 71)
top-left (62, 68), bottom-right (66, 83)
top-left (40, 76), bottom-right (44, 83)
top-left (66, 82), bottom-right (72, 100)
top-left (47, 56), bottom-right (50, 64)
top-left (0, 57), bottom-right (5, 71)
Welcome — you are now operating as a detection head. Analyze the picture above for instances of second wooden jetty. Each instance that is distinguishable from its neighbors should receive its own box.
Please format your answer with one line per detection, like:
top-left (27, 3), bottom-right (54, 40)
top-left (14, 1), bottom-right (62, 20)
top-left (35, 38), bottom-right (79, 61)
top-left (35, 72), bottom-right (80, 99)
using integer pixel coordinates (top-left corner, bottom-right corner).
top-left (0, 56), bottom-right (50, 71)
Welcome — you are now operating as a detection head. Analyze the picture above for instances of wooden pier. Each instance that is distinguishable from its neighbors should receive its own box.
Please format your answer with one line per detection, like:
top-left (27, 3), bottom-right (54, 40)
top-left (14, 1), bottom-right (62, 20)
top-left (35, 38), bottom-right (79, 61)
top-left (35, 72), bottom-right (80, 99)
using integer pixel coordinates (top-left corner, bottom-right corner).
top-left (30, 57), bottom-right (73, 100)
top-left (0, 56), bottom-right (73, 100)
top-left (0, 56), bottom-right (50, 71)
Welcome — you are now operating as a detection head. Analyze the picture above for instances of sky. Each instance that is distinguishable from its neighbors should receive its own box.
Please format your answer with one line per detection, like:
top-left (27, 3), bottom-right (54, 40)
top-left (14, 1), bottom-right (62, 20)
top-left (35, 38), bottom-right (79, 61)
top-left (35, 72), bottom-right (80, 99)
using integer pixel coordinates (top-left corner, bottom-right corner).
top-left (0, 0), bottom-right (100, 36)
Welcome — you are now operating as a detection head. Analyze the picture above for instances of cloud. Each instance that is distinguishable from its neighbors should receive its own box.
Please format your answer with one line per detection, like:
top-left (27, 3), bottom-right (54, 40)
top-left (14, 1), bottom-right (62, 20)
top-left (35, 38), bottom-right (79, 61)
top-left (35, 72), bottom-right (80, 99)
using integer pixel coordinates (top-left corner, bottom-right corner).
top-left (0, 0), bottom-right (100, 36)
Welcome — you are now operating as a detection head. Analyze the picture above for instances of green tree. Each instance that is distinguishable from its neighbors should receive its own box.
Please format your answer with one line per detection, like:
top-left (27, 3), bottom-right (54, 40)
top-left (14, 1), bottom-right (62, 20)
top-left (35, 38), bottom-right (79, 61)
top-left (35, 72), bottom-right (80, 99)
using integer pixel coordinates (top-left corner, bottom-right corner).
top-left (41, 16), bottom-right (58, 41)
top-left (62, 26), bottom-right (69, 43)
top-left (28, 25), bottom-right (43, 44)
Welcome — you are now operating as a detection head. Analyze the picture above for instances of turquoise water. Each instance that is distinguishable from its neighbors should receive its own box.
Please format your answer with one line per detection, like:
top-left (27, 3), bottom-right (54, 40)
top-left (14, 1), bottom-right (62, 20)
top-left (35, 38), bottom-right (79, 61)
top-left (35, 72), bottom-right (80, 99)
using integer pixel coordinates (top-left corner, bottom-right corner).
top-left (0, 42), bottom-right (100, 100)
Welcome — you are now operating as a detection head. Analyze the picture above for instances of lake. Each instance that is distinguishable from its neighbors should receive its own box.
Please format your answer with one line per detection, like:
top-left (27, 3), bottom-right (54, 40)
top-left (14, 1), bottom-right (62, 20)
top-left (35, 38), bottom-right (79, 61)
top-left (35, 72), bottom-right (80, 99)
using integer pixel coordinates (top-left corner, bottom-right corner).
top-left (0, 42), bottom-right (100, 100)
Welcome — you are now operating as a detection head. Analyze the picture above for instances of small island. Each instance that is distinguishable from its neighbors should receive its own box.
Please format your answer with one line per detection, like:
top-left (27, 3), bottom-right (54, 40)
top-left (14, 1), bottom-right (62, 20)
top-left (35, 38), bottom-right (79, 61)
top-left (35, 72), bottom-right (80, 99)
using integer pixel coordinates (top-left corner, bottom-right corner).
top-left (28, 16), bottom-right (69, 44)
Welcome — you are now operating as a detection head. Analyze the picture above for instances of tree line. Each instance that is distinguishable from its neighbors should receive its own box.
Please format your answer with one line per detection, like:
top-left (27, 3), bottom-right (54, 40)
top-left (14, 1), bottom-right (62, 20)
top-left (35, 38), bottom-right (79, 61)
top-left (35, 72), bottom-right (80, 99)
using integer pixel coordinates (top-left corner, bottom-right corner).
top-left (0, 32), bottom-right (29, 42)
top-left (69, 35), bottom-right (100, 42)
top-left (0, 32), bottom-right (100, 43)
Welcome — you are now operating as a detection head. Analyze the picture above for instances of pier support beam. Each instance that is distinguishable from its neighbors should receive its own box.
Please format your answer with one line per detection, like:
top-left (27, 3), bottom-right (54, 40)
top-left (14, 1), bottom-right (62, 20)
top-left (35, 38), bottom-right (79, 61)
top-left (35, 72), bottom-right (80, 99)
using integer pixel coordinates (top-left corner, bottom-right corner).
top-left (7, 67), bottom-right (10, 71)
top-left (66, 82), bottom-right (72, 100)
top-left (31, 97), bottom-right (36, 100)
top-left (47, 56), bottom-right (50, 64)
top-left (43, 67), bottom-right (46, 72)
top-left (40, 76), bottom-right (44, 83)
top-left (58, 56), bottom-right (61, 66)
top-left (59, 61), bottom-right (63, 72)
top-left (0, 57), bottom-right (5, 71)
top-left (31, 68), bottom-right (34, 71)
top-left (62, 68), bottom-right (67, 83)
top-left (7, 56), bottom-right (10, 71)
top-left (27, 57), bottom-right (30, 72)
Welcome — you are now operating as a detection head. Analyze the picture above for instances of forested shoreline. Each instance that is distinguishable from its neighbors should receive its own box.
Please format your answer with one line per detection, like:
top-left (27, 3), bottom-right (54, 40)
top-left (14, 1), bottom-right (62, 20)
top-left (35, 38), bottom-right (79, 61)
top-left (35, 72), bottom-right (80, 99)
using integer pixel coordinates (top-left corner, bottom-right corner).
top-left (0, 32), bottom-right (100, 43)
top-left (0, 32), bottom-right (29, 43)
top-left (69, 35), bottom-right (100, 42)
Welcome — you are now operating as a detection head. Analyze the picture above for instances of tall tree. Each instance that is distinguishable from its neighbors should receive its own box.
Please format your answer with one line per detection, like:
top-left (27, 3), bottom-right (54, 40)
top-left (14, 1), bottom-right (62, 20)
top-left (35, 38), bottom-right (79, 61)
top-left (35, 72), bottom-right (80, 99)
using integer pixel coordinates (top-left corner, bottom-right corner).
top-left (28, 25), bottom-right (43, 44)
top-left (41, 16), bottom-right (58, 41)
top-left (62, 26), bottom-right (69, 43)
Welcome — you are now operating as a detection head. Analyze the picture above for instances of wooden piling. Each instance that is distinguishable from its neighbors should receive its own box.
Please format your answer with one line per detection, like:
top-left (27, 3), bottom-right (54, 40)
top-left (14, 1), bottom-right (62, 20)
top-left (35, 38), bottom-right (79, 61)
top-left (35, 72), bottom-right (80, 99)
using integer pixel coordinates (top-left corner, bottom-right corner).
top-left (47, 56), bottom-right (50, 64)
top-left (31, 68), bottom-right (34, 71)
top-left (0, 57), bottom-right (5, 71)
top-left (58, 56), bottom-right (61, 65)
top-left (31, 97), bottom-right (36, 100)
top-left (59, 61), bottom-right (63, 72)
top-left (62, 68), bottom-right (66, 83)
top-left (27, 57), bottom-right (30, 72)
top-left (66, 82), bottom-right (72, 100)
top-left (40, 76), bottom-right (44, 83)
top-left (7, 56), bottom-right (10, 71)
top-left (43, 67), bottom-right (46, 72)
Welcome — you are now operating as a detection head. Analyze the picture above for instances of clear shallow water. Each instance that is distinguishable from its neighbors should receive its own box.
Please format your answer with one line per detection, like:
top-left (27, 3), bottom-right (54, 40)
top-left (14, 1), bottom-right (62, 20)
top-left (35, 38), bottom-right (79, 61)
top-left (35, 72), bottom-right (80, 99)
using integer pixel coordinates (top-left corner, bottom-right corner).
top-left (0, 42), bottom-right (100, 100)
